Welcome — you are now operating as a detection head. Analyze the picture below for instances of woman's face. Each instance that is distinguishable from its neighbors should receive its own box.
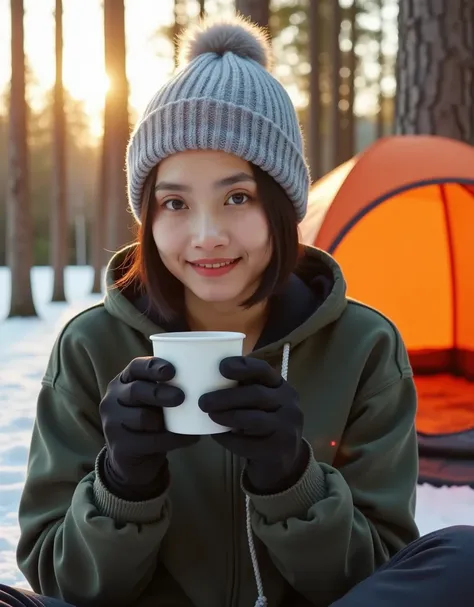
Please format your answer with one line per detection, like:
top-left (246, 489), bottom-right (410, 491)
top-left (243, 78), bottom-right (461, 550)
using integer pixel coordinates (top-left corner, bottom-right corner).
top-left (152, 150), bottom-right (272, 307)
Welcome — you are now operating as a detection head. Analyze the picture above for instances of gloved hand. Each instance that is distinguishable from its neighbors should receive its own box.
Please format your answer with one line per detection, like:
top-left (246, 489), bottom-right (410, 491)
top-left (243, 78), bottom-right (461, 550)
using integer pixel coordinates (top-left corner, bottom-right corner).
top-left (199, 356), bottom-right (308, 494)
top-left (100, 356), bottom-right (199, 501)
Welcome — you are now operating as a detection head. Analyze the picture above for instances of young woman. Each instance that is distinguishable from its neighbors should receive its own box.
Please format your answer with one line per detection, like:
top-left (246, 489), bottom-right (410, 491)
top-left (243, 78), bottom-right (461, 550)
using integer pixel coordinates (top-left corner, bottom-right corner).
top-left (2, 16), bottom-right (474, 607)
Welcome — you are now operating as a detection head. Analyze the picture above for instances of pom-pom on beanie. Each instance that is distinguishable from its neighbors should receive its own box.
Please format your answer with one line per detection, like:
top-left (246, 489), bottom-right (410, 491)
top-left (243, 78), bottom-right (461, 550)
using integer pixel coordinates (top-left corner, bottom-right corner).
top-left (126, 16), bottom-right (310, 223)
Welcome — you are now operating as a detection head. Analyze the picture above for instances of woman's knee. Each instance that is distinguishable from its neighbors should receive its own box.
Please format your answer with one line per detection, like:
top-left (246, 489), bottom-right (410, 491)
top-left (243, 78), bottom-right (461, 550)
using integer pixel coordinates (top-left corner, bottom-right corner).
top-left (0, 585), bottom-right (73, 607)
top-left (427, 525), bottom-right (474, 554)
top-left (0, 584), bottom-right (34, 606)
top-left (422, 525), bottom-right (474, 593)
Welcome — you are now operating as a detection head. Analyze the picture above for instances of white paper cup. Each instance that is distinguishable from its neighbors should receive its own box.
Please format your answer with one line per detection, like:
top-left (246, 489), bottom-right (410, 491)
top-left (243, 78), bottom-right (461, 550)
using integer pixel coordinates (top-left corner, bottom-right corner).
top-left (150, 331), bottom-right (245, 435)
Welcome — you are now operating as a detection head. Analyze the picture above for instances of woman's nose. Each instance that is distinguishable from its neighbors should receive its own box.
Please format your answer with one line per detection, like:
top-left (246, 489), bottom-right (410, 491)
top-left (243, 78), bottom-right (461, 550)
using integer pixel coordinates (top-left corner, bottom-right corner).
top-left (191, 214), bottom-right (230, 250)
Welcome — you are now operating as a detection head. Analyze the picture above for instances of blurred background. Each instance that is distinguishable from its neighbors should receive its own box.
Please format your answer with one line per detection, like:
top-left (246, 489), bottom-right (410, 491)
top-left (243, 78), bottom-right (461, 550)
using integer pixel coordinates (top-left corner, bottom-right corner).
top-left (1, 0), bottom-right (472, 317)
top-left (1, 5), bottom-right (474, 578)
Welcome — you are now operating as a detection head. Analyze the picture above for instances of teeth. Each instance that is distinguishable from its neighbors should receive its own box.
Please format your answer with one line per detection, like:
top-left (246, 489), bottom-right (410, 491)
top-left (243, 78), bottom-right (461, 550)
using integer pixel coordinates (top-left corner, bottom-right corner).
top-left (195, 260), bottom-right (235, 268)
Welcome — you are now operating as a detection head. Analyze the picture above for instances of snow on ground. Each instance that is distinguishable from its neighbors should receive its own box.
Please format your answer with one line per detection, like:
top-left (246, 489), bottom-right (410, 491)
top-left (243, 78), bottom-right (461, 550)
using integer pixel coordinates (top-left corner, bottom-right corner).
top-left (0, 266), bottom-right (474, 589)
top-left (0, 266), bottom-right (102, 588)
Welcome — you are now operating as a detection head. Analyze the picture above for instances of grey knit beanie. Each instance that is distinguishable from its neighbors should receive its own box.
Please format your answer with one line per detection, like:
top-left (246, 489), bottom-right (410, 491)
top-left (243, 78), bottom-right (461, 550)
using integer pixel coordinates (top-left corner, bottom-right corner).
top-left (126, 16), bottom-right (310, 223)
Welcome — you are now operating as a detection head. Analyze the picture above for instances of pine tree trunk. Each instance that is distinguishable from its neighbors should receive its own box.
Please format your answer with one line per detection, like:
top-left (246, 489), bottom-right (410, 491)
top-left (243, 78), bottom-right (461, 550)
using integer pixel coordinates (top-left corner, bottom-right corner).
top-left (198, 0), bottom-right (205, 19)
top-left (395, 0), bottom-right (474, 141)
top-left (235, 0), bottom-right (270, 29)
top-left (308, 0), bottom-right (322, 181)
top-left (51, 0), bottom-right (67, 302)
top-left (346, 0), bottom-right (356, 156)
top-left (91, 136), bottom-right (106, 294)
top-left (173, 0), bottom-right (180, 69)
top-left (103, 0), bottom-right (131, 255)
top-left (7, 0), bottom-right (37, 317)
top-left (329, 0), bottom-right (342, 169)
top-left (376, 0), bottom-right (384, 139)
top-left (338, 1), bottom-right (357, 162)
top-left (172, 0), bottom-right (189, 69)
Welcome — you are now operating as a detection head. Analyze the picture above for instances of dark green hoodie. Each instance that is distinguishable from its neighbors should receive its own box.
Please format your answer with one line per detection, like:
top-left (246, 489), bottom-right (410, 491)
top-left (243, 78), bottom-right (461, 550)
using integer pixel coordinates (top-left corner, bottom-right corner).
top-left (16, 245), bottom-right (419, 607)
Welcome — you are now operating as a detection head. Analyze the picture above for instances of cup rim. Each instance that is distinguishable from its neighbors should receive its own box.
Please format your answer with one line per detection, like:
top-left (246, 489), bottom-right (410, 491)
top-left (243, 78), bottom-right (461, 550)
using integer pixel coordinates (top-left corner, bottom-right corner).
top-left (150, 331), bottom-right (246, 342)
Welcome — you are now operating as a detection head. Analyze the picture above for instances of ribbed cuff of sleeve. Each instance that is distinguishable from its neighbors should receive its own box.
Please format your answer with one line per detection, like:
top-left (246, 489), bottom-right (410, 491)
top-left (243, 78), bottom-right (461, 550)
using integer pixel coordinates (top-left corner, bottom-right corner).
top-left (93, 448), bottom-right (170, 525)
top-left (241, 439), bottom-right (326, 524)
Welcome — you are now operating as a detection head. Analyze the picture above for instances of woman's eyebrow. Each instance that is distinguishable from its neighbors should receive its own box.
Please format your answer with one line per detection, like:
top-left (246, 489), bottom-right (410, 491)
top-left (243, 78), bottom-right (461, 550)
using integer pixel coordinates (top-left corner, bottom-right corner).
top-left (214, 172), bottom-right (255, 188)
top-left (154, 172), bottom-right (255, 193)
top-left (154, 181), bottom-right (191, 193)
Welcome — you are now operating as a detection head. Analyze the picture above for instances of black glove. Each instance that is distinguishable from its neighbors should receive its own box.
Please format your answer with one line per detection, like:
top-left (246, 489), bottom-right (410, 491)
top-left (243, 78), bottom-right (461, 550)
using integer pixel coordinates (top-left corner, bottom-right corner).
top-left (198, 356), bottom-right (308, 494)
top-left (99, 356), bottom-right (199, 501)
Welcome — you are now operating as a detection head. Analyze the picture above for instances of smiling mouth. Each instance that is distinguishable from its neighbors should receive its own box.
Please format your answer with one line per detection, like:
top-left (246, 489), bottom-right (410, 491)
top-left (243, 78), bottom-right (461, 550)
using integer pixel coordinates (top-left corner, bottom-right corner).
top-left (187, 258), bottom-right (242, 277)
top-left (189, 259), bottom-right (241, 269)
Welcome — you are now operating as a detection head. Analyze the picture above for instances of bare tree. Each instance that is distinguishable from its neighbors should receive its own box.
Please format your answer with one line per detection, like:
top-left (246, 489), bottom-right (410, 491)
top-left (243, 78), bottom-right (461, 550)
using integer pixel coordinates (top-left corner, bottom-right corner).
top-left (329, 0), bottom-right (342, 169)
top-left (395, 0), bottom-right (474, 141)
top-left (376, 0), bottom-right (384, 138)
top-left (235, 0), bottom-right (270, 29)
top-left (103, 0), bottom-right (131, 254)
top-left (346, 0), bottom-right (357, 156)
top-left (173, 0), bottom-right (189, 68)
top-left (91, 136), bottom-right (106, 294)
top-left (308, 0), bottom-right (322, 181)
top-left (51, 0), bottom-right (67, 302)
top-left (198, 0), bottom-right (206, 19)
top-left (338, 0), bottom-right (357, 163)
top-left (7, 0), bottom-right (37, 317)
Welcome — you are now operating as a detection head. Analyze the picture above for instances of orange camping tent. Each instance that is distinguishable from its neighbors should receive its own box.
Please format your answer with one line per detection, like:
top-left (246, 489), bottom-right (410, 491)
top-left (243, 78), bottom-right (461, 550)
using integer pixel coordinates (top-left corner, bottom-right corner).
top-left (300, 135), bottom-right (474, 486)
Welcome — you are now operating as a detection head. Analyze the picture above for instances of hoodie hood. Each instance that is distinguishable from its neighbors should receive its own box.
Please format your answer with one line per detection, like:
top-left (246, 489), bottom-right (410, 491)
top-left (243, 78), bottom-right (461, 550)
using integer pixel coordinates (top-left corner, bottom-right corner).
top-left (103, 244), bottom-right (348, 357)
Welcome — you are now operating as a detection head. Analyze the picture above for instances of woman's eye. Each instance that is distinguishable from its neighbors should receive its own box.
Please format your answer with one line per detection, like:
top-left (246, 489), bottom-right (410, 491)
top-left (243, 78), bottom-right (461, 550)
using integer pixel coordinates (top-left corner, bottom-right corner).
top-left (226, 193), bottom-right (249, 206)
top-left (163, 199), bottom-right (187, 211)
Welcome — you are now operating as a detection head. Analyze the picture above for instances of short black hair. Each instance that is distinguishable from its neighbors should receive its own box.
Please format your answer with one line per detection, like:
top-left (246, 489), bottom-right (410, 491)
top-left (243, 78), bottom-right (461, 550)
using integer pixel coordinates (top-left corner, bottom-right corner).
top-left (117, 162), bottom-right (301, 322)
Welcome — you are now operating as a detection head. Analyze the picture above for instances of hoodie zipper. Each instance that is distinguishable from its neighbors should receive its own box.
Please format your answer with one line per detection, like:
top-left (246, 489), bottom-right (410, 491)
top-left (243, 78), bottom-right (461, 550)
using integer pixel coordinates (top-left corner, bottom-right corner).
top-left (229, 452), bottom-right (240, 607)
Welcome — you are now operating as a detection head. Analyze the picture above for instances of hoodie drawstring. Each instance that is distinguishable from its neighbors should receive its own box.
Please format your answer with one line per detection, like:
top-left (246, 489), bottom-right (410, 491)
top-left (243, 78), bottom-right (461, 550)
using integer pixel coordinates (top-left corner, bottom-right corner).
top-left (247, 342), bottom-right (291, 607)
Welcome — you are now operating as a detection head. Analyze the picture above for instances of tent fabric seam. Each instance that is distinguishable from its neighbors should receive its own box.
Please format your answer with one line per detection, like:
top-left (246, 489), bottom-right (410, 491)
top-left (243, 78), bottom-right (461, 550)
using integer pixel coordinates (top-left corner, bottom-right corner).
top-left (327, 177), bottom-right (474, 254)
top-left (439, 184), bottom-right (458, 350)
